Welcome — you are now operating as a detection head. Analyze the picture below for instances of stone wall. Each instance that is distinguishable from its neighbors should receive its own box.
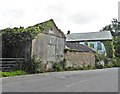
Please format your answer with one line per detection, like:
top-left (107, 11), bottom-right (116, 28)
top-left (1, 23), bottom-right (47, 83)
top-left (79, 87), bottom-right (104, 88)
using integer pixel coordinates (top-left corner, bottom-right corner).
top-left (65, 50), bottom-right (95, 67)
top-left (32, 33), bottom-right (65, 69)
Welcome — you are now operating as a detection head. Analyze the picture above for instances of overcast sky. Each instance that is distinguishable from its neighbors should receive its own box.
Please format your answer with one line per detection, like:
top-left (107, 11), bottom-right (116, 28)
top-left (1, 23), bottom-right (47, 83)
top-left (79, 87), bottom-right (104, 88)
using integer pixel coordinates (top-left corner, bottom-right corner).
top-left (0, 0), bottom-right (119, 34)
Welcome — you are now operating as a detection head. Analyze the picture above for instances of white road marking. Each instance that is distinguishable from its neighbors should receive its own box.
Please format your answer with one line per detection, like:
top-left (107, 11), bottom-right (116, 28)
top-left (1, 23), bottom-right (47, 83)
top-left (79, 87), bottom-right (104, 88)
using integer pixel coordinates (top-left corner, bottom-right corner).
top-left (66, 80), bottom-right (86, 87)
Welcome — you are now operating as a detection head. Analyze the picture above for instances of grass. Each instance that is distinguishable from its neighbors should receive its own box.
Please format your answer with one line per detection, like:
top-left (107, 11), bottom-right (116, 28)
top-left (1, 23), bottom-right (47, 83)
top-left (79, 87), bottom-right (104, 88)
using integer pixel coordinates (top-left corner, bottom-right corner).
top-left (0, 70), bottom-right (27, 77)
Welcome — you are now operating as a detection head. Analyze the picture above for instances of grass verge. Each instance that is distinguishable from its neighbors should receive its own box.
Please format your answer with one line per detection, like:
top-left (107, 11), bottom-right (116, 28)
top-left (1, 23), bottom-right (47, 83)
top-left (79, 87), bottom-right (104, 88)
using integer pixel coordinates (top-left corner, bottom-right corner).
top-left (0, 70), bottom-right (27, 77)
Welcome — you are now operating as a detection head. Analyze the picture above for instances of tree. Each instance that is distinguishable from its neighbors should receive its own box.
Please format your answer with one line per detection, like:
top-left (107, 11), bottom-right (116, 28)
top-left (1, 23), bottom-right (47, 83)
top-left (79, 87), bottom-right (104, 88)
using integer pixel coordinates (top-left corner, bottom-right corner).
top-left (100, 18), bottom-right (120, 58)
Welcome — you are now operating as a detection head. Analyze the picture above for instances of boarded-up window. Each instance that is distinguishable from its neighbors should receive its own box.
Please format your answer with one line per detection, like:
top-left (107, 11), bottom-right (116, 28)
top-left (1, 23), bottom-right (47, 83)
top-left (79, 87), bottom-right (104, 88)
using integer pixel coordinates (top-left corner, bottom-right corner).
top-left (47, 44), bottom-right (56, 61)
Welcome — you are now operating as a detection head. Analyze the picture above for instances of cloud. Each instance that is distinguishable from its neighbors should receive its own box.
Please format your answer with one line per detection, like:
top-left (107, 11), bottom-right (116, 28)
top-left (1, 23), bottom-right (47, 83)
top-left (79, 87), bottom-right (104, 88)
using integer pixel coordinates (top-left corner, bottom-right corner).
top-left (69, 10), bottom-right (100, 25)
top-left (0, 0), bottom-right (119, 33)
top-left (2, 8), bottom-right (25, 19)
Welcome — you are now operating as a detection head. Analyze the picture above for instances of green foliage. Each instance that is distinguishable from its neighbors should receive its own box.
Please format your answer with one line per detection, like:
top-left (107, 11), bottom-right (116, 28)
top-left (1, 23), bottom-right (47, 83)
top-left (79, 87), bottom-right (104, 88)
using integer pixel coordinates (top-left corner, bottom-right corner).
top-left (64, 65), bottom-right (95, 71)
top-left (102, 40), bottom-right (115, 58)
top-left (35, 19), bottom-right (54, 31)
top-left (2, 19), bottom-right (55, 58)
top-left (114, 36), bottom-right (120, 57)
top-left (111, 57), bottom-right (120, 67)
top-left (96, 64), bottom-right (104, 69)
top-left (89, 43), bottom-right (94, 49)
top-left (95, 52), bottom-right (106, 63)
top-left (84, 65), bottom-right (94, 70)
top-left (52, 62), bottom-right (64, 72)
top-left (2, 32), bottom-right (31, 58)
top-left (116, 57), bottom-right (120, 67)
top-left (21, 56), bottom-right (44, 74)
top-left (100, 18), bottom-right (120, 36)
top-left (0, 70), bottom-right (27, 77)
top-left (1, 19), bottom-right (54, 39)
top-left (104, 63), bottom-right (113, 68)
top-left (25, 26), bottom-right (41, 39)
top-left (65, 66), bottom-right (75, 71)
top-left (100, 18), bottom-right (120, 59)
top-left (73, 66), bottom-right (84, 70)
top-left (84, 41), bottom-right (88, 46)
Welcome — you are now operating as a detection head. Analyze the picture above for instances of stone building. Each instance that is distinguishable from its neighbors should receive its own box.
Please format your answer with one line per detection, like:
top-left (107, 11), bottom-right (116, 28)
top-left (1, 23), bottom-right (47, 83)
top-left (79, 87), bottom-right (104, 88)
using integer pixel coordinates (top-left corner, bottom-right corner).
top-left (65, 42), bottom-right (95, 67)
top-left (32, 19), bottom-right (65, 69)
top-left (66, 31), bottom-right (112, 54)
top-left (1, 19), bottom-right (65, 71)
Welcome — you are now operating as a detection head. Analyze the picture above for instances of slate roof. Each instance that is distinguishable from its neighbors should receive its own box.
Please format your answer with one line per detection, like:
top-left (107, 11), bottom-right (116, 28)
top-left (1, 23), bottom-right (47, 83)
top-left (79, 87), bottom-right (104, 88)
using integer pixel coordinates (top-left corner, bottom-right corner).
top-left (66, 31), bottom-right (112, 42)
top-left (65, 42), bottom-right (95, 52)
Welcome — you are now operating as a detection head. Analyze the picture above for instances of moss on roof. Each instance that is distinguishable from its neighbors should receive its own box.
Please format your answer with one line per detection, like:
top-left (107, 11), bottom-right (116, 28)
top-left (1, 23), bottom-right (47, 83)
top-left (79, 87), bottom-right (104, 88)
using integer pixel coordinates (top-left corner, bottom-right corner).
top-left (34, 19), bottom-right (54, 31)
top-left (0, 19), bottom-right (58, 39)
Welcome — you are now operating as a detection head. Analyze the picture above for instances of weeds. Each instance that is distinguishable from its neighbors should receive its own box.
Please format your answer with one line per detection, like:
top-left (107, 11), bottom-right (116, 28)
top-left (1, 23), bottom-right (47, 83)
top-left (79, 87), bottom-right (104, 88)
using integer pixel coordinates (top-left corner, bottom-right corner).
top-left (0, 70), bottom-right (27, 77)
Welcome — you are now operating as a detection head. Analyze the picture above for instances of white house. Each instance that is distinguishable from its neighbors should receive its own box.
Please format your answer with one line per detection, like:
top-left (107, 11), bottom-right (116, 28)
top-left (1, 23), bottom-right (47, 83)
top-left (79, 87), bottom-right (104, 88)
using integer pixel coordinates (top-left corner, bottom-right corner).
top-left (66, 31), bottom-right (112, 54)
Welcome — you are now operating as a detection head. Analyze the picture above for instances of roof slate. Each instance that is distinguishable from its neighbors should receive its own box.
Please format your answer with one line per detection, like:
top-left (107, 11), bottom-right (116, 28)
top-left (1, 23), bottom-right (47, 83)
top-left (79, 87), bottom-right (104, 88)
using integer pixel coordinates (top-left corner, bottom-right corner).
top-left (66, 31), bottom-right (112, 42)
top-left (65, 42), bottom-right (95, 52)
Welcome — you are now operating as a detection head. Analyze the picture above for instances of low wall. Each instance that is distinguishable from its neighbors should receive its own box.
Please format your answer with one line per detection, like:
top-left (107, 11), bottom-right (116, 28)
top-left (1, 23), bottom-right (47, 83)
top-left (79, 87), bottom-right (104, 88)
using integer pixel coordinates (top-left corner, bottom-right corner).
top-left (65, 50), bottom-right (95, 67)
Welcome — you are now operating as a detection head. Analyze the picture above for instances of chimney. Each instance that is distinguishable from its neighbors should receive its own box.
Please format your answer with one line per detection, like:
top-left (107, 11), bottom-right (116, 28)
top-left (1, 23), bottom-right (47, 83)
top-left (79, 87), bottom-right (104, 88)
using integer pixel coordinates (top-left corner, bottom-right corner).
top-left (67, 30), bottom-right (70, 34)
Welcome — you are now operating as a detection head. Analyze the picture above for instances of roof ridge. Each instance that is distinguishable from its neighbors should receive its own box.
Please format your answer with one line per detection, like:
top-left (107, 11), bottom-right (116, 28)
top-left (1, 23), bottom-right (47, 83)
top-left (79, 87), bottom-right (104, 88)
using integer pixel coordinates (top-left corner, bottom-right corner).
top-left (69, 31), bottom-right (110, 35)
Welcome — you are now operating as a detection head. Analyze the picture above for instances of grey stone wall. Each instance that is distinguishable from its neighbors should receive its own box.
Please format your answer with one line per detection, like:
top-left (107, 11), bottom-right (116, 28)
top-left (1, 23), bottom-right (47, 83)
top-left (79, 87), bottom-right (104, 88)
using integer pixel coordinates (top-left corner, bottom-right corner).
top-left (32, 33), bottom-right (65, 68)
top-left (65, 50), bottom-right (95, 67)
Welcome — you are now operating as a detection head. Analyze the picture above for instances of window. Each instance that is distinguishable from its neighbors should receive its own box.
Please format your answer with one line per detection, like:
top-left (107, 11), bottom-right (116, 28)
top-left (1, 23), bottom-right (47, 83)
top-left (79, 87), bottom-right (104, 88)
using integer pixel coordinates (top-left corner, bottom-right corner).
top-left (97, 42), bottom-right (102, 50)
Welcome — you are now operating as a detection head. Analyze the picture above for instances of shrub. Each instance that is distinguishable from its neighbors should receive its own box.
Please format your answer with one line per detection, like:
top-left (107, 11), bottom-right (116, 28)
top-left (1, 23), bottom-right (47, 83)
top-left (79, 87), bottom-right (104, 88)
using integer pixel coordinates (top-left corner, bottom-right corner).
top-left (65, 66), bottom-right (74, 71)
top-left (65, 66), bottom-right (85, 71)
top-left (47, 68), bottom-right (53, 72)
top-left (73, 66), bottom-right (83, 70)
top-left (104, 63), bottom-right (113, 68)
top-left (0, 70), bottom-right (27, 77)
top-left (95, 52), bottom-right (106, 63)
top-left (102, 40), bottom-right (115, 58)
top-left (21, 56), bottom-right (44, 74)
top-left (111, 57), bottom-right (120, 67)
top-left (81, 64), bottom-right (94, 70)
top-left (52, 62), bottom-right (63, 72)
top-left (96, 64), bottom-right (104, 69)
top-left (116, 57), bottom-right (120, 67)
top-left (86, 65), bottom-right (94, 70)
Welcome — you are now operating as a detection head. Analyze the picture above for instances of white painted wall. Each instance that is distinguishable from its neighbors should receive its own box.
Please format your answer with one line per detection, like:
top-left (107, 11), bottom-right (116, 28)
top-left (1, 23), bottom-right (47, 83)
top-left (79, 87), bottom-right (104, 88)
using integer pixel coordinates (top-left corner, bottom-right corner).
top-left (79, 41), bottom-right (106, 54)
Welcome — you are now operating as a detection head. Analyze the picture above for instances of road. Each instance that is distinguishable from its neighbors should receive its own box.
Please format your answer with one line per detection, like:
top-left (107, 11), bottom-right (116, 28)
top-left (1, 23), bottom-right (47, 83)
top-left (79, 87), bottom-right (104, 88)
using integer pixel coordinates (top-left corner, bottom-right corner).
top-left (1, 68), bottom-right (119, 92)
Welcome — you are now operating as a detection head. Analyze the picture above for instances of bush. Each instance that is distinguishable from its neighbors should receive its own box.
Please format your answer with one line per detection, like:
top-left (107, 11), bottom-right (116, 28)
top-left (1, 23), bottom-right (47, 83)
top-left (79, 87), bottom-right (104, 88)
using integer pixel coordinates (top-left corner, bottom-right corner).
top-left (73, 66), bottom-right (83, 70)
top-left (80, 64), bottom-right (94, 70)
top-left (116, 57), bottom-right (120, 67)
top-left (47, 68), bottom-right (53, 72)
top-left (85, 65), bottom-right (94, 70)
top-left (96, 64), bottom-right (104, 69)
top-left (65, 66), bottom-right (74, 71)
top-left (104, 63), bottom-right (113, 68)
top-left (0, 70), bottom-right (27, 77)
top-left (21, 56), bottom-right (44, 74)
top-left (95, 52), bottom-right (106, 63)
top-left (53, 62), bottom-right (63, 72)
top-left (64, 65), bottom-right (95, 71)
top-left (104, 57), bottom-right (120, 68)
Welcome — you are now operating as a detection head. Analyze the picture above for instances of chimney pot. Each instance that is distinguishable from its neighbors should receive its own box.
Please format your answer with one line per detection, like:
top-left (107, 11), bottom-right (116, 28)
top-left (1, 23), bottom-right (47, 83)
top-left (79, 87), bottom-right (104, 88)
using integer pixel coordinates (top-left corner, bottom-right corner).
top-left (67, 30), bottom-right (70, 34)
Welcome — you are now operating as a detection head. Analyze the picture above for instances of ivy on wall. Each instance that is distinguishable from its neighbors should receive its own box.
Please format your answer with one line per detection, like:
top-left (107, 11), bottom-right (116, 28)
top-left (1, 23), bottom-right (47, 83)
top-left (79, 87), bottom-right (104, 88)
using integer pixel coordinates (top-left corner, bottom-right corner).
top-left (2, 32), bottom-right (32, 58)
top-left (1, 19), bottom-right (54, 39)
top-left (1, 19), bottom-right (55, 58)
top-left (102, 40), bottom-right (115, 58)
